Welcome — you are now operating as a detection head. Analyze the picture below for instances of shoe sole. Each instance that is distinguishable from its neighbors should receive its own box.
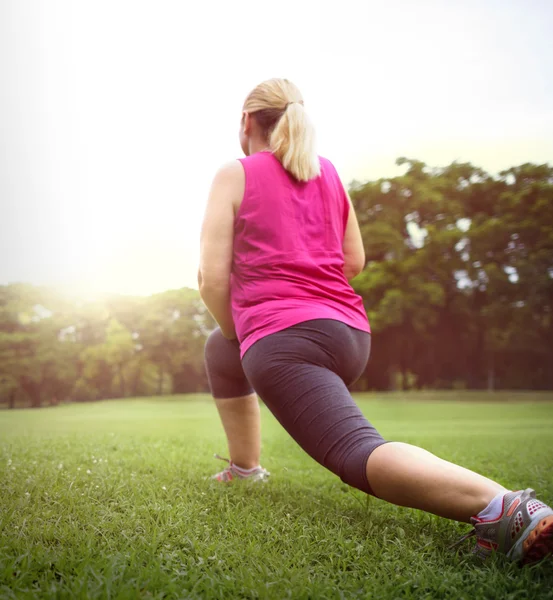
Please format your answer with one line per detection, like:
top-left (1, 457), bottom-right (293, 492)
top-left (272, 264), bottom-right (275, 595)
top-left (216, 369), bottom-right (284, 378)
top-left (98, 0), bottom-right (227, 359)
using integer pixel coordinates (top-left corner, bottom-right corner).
top-left (522, 515), bottom-right (553, 565)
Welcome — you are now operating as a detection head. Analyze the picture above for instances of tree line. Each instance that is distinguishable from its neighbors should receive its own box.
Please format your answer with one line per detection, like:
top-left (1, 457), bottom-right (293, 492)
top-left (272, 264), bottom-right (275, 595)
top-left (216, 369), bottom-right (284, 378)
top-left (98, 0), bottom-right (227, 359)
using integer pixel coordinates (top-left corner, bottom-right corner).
top-left (351, 159), bottom-right (552, 391)
top-left (1, 158), bottom-right (551, 407)
top-left (0, 286), bottom-right (216, 408)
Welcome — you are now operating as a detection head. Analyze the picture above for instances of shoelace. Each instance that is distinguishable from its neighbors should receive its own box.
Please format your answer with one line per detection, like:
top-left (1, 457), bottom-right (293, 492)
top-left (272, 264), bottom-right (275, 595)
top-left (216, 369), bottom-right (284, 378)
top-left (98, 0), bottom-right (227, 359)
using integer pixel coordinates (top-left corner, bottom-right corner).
top-left (448, 529), bottom-right (476, 551)
top-left (213, 454), bottom-right (234, 478)
top-left (214, 453), bottom-right (231, 464)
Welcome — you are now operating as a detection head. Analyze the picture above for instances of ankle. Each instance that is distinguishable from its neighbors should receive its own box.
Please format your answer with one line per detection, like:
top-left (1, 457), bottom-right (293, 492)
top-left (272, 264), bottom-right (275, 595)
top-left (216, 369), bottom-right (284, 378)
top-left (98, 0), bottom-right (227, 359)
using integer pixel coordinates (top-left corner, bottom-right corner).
top-left (231, 460), bottom-right (260, 471)
top-left (475, 489), bottom-right (511, 521)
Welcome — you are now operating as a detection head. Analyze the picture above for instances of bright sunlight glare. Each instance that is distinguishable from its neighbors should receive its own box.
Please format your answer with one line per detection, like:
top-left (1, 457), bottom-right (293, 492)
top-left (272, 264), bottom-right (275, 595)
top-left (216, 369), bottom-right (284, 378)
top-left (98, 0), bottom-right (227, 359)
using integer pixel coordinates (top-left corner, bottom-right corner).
top-left (1, 0), bottom-right (552, 297)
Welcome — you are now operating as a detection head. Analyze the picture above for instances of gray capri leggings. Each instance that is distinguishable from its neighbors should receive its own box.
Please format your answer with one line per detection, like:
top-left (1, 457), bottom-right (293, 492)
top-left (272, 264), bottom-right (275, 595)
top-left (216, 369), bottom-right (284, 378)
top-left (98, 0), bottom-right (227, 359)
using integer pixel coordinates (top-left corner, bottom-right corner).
top-left (204, 319), bottom-right (387, 495)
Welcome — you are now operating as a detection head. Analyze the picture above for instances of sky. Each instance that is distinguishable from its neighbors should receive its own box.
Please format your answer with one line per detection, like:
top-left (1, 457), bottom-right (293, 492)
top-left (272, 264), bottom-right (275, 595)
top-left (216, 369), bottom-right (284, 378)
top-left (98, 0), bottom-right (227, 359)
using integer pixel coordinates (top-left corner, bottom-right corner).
top-left (1, 0), bottom-right (552, 297)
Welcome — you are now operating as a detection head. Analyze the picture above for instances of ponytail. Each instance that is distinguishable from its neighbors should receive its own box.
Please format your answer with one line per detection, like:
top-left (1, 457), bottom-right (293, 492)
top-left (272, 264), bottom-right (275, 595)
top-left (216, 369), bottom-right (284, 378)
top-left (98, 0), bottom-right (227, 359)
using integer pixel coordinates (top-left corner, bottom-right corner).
top-left (243, 78), bottom-right (320, 182)
top-left (270, 102), bottom-right (320, 182)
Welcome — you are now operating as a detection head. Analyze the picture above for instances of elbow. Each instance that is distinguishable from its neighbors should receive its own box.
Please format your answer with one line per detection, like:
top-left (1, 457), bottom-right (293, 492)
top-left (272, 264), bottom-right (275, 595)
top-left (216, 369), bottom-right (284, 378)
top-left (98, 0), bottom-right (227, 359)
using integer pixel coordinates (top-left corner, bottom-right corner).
top-left (344, 256), bottom-right (365, 280)
top-left (345, 268), bottom-right (363, 281)
top-left (198, 273), bottom-right (229, 298)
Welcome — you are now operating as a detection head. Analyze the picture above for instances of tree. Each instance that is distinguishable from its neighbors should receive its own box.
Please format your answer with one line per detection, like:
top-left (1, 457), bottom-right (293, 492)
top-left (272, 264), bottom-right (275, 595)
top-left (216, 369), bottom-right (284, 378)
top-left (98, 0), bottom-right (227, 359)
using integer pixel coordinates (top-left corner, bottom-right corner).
top-left (465, 163), bottom-right (553, 389)
top-left (349, 158), bottom-right (553, 391)
top-left (0, 285), bottom-right (78, 407)
top-left (136, 289), bottom-right (213, 395)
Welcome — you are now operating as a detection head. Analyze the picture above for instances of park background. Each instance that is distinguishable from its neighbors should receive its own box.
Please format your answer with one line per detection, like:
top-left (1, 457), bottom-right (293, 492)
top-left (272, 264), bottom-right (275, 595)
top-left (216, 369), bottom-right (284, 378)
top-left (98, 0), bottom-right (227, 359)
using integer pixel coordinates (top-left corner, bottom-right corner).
top-left (2, 0), bottom-right (553, 407)
top-left (2, 154), bottom-right (553, 408)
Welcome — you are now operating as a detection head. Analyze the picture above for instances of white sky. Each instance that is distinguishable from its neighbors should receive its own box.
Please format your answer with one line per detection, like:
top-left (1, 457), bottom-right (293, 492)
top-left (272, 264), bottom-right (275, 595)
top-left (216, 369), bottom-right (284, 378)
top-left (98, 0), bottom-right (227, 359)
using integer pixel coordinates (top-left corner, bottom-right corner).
top-left (1, 0), bottom-right (552, 297)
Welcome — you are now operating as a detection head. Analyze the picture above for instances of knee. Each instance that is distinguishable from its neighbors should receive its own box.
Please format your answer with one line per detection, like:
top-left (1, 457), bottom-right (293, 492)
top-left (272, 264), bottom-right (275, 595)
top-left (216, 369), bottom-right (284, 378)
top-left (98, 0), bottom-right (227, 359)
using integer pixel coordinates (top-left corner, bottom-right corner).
top-left (335, 439), bottom-right (388, 496)
top-left (205, 328), bottom-right (223, 358)
top-left (205, 328), bottom-right (236, 365)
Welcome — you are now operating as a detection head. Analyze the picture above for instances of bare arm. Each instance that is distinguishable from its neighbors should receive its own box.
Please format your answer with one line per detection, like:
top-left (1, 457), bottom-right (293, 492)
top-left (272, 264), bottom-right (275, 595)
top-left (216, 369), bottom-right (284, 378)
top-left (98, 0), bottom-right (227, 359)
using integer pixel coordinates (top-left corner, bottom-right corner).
top-left (198, 161), bottom-right (245, 339)
top-left (342, 193), bottom-right (365, 280)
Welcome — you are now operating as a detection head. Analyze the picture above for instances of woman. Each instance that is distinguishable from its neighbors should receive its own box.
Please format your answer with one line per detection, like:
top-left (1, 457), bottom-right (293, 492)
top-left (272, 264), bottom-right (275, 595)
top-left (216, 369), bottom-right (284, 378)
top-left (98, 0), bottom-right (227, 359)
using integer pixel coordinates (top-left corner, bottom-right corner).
top-left (198, 78), bottom-right (552, 565)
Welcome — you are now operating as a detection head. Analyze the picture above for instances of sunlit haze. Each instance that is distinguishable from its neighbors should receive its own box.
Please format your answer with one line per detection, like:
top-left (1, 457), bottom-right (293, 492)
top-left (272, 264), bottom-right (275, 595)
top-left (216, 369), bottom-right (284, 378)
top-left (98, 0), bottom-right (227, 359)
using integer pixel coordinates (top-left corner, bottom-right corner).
top-left (2, 0), bottom-right (552, 297)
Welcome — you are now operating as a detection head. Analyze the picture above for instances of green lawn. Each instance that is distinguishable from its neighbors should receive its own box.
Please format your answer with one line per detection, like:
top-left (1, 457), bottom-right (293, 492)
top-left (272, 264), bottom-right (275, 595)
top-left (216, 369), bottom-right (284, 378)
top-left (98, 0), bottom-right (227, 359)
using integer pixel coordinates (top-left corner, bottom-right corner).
top-left (1, 392), bottom-right (553, 599)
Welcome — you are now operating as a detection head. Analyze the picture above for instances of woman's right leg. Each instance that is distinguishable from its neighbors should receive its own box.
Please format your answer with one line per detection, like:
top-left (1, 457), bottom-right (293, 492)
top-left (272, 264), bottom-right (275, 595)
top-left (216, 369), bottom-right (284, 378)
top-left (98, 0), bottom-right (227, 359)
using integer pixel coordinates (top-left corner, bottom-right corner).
top-left (238, 320), bottom-right (553, 561)
top-left (241, 320), bottom-right (506, 523)
top-left (366, 442), bottom-right (506, 523)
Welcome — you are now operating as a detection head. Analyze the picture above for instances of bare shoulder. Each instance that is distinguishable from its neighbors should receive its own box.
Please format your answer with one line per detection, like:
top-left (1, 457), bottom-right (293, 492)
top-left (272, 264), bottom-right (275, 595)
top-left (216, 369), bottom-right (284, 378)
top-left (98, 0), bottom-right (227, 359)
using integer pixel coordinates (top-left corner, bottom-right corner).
top-left (212, 160), bottom-right (245, 185)
top-left (209, 160), bottom-right (245, 212)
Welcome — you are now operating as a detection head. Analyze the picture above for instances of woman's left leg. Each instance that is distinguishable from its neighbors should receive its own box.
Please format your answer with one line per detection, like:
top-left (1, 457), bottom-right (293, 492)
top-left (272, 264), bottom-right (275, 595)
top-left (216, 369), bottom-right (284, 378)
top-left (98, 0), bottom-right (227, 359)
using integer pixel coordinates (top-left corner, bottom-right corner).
top-left (205, 329), bottom-right (261, 470)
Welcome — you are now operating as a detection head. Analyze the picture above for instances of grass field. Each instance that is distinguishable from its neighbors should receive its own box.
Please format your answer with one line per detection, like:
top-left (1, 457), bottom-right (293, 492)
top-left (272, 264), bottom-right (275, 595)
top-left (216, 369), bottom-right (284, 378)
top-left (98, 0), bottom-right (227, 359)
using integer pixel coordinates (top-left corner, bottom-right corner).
top-left (1, 392), bottom-right (553, 599)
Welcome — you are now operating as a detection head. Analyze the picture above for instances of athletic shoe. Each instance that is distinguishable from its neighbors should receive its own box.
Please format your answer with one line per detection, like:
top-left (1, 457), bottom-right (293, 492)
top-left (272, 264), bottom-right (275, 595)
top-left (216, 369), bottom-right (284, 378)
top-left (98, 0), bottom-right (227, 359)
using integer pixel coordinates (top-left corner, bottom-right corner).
top-left (453, 488), bottom-right (553, 565)
top-left (210, 454), bottom-right (270, 482)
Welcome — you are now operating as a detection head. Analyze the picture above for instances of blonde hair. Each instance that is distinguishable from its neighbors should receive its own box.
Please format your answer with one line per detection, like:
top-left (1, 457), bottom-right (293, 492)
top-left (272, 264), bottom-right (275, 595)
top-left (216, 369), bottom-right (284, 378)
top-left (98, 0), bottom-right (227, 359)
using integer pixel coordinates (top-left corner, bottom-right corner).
top-left (243, 78), bottom-right (320, 182)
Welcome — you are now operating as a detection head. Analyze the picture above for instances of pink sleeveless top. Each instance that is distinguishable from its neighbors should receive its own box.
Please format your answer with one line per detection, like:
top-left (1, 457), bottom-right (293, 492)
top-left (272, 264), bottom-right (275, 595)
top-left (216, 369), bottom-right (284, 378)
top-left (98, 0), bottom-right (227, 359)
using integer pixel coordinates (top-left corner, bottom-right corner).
top-left (232, 151), bottom-right (370, 357)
